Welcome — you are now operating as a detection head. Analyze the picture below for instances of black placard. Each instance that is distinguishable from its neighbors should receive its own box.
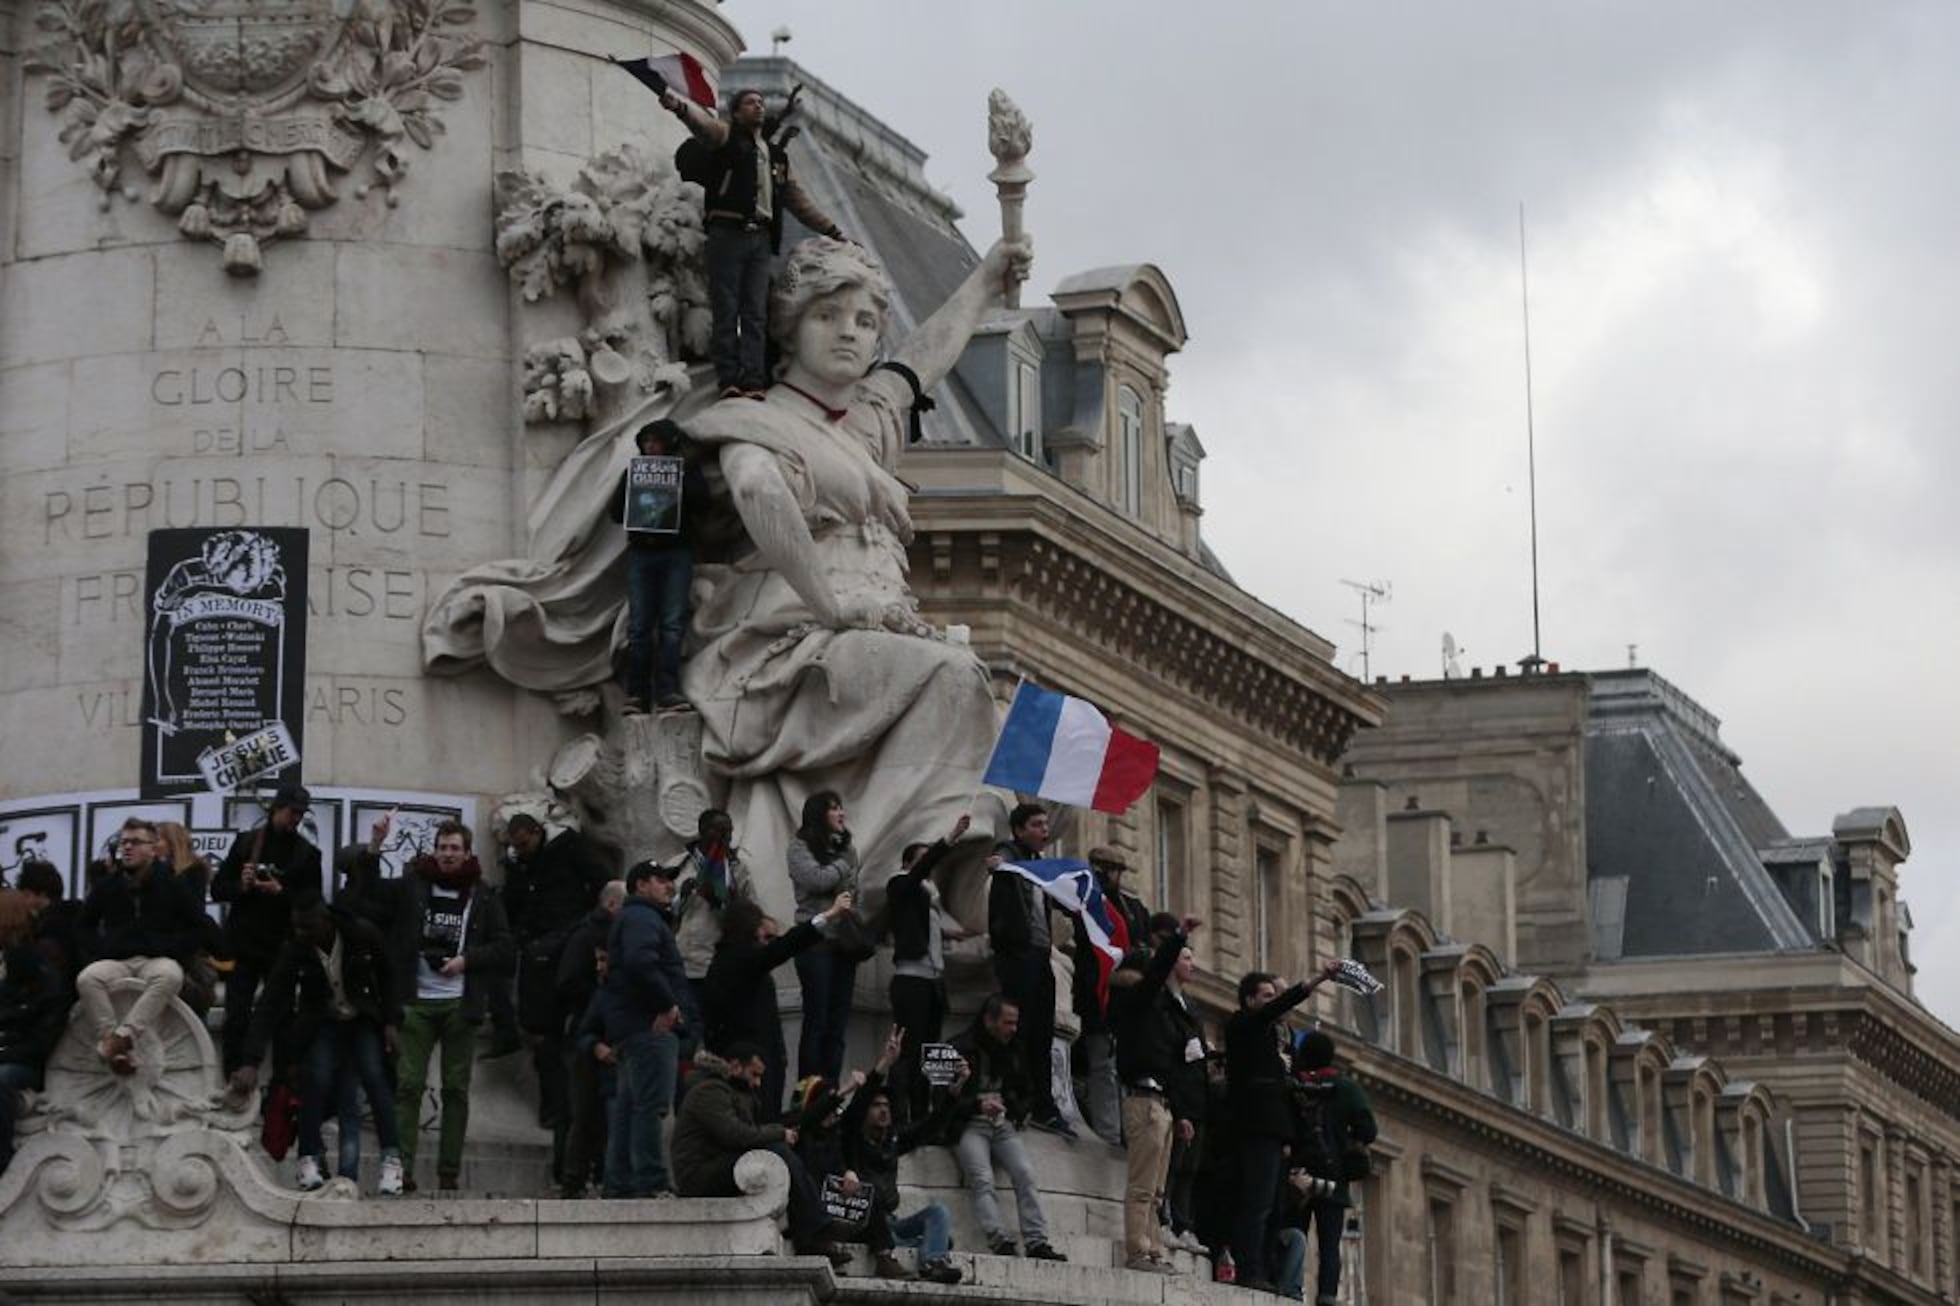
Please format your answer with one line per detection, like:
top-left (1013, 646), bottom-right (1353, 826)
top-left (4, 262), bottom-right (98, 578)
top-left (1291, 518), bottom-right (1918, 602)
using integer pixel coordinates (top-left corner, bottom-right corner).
top-left (820, 1174), bottom-right (872, 1224)
top-left (624, 455), bottom-right (684, 533)
top-left (921, 1042), bottom-right (964, 1086)
top-left (140, 527), bottom-right (310, 797)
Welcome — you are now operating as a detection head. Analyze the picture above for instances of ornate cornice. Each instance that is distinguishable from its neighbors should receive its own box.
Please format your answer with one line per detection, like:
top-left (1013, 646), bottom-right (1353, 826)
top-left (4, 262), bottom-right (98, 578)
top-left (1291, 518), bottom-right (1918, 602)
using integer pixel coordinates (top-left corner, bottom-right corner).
top-left (907, 511), bottom-right (1379, 769)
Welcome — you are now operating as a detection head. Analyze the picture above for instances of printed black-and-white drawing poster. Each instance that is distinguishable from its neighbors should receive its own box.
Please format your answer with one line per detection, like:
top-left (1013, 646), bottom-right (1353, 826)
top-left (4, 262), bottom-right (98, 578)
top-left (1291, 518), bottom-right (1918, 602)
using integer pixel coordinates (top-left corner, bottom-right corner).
top-left (140, 527), bottom-right (310, 797)
top-left (0, 806), bottom-right (79, 895)
top-left (624, 455), bottom-right (683, 533)
top-left (348, 801), bottom-right (463, 881)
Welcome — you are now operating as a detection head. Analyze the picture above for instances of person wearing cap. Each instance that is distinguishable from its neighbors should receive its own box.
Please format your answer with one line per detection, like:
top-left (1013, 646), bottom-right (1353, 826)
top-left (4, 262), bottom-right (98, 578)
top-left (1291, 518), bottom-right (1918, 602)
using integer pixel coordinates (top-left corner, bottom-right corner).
top-left (599, 859), bottom-right (690, 1197)
top-left (213, 782), bottom-right (323, 1076)
top-left (1073, 845), bottom-right (1153, 1146)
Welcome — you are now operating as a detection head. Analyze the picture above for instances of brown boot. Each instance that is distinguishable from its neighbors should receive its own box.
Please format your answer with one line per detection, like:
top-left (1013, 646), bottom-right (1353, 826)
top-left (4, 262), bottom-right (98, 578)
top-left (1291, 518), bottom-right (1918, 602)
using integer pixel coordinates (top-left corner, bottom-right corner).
top-left (874, 1253), bottom-right (915, 1281)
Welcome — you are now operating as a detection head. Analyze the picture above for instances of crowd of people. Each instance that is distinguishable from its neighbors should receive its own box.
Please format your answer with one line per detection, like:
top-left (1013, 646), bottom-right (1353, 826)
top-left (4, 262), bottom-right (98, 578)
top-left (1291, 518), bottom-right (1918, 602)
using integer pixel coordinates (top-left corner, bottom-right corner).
top-left (0, 783), bottom-right (1376, 1300)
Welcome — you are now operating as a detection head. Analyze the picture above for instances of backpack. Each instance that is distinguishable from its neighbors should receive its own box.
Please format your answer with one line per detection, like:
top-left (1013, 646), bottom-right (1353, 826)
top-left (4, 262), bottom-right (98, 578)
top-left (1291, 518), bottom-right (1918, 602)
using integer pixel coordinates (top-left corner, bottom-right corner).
top-left (1288, 1078), bottom-right (1343, 1180)
top-left (673, 137), bottom-right (716, 190)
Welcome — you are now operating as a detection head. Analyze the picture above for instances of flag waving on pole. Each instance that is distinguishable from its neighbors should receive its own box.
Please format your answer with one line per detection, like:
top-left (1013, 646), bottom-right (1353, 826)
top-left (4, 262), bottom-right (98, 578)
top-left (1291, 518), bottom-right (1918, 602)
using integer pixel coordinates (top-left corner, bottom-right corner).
top-left (997, 858), bottom-right (1131, 1009)
top-left (982, 683), bottom-right (1160, 814)
top-left (610, 53), bottom-right (718, 109)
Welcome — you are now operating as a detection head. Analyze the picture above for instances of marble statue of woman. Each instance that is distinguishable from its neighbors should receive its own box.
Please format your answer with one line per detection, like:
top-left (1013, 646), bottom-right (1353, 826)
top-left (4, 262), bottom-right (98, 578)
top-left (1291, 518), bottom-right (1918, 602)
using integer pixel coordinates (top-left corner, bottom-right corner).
top-left (679, 234), bottom-right (1031, 908)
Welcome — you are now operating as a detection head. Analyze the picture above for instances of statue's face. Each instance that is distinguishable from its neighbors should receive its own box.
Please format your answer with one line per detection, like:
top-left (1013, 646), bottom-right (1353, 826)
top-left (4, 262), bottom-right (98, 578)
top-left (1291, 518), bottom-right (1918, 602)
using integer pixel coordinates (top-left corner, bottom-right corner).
top-left (791, 285), bottom-right (881, 387)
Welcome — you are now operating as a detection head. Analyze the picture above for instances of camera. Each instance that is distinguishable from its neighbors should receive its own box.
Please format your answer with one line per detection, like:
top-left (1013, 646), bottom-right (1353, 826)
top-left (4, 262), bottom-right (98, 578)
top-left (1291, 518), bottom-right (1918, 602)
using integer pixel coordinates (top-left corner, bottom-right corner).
top-left (1289, 1170), bottom-right (1339, 1199)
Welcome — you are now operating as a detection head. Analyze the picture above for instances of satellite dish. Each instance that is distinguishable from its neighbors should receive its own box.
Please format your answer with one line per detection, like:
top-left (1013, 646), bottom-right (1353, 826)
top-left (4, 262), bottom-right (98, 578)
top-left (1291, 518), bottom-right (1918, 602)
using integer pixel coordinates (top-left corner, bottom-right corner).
top-left (1441, 633), bottom-right (1465, 680)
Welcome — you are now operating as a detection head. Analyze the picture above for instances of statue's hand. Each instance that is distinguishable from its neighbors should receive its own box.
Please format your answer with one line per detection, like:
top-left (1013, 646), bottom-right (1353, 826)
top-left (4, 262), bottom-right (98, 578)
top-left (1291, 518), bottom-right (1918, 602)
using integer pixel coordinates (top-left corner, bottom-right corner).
top-left (834, 594), bottom-right (887, 630)
top-left (981, 236), bottom-right (1033, 302)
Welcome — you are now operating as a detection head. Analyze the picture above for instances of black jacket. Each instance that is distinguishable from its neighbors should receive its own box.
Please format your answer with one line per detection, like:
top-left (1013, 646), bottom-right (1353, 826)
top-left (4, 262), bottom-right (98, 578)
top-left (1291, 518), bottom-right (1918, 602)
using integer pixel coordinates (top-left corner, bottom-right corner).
top-left (1113, 928), bottom-right (1206, 1122)
top-left (886, 838), bottom-right (951, 965)
top-left (341, 851), bottom-right (514, 1022)
top-left (943, 1016), bottom-right (1033, 1132)
top-left (0, 941), bottom-right (69, 1075)
top-left (80, 861), bottom-right (207, 964)
top-left (702, 920), bottom-right (823, 1054)
top-left (841, 1067), bottom-right (960, 1214)
top-left (1224, 980), bottom-right (1318, 1140)
top-left (556, 904), bottom-right (614, 1030)
top-left (212, 824), bottom-right (323, 965)
top-left (240, 909), bottom-right (396, 1066)
top-left (601, 897), bottom-right (689, 1043)
top-left (986, 839), bottom-right (1049, 957)
top-left (504, 829), bottom-right (610, 942)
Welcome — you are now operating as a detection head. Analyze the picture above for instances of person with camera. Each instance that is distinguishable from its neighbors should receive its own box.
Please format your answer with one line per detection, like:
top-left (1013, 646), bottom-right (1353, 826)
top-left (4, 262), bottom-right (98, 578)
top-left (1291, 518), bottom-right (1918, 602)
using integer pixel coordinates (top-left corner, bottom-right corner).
top-left (1223, 961), bottom-right (1343, 1292)
top-left (341, 813), bottom-right (513, 1191)
top-left (1272, 1029), bottom-right (1377, 1304)
top-left (787, 791), bottom-right (863, 1086)
top-left (213, 783), bottom-right (323, 1075)
top-left (1111, 913), bottom-right (1204, 1274)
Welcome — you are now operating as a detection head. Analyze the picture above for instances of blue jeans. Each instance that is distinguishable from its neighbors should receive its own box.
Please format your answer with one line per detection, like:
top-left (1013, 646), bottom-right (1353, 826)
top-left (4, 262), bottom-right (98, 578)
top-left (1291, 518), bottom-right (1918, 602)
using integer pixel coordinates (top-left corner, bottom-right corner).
top-left (605, 1029), bottom-right (678, 1196)
top-left (890, 1201), bottom-right (953, 1263)
top-left (300, 1020), bottom-right (399, 1169)
top-left (0, 1062), bottom-right (40, 1174)
top-left (624, 548), bottom-right (692, 703)
top-left (705, 223), bottom-right (772, 389)
top-left (793, 944), bottom-right (858, 1086)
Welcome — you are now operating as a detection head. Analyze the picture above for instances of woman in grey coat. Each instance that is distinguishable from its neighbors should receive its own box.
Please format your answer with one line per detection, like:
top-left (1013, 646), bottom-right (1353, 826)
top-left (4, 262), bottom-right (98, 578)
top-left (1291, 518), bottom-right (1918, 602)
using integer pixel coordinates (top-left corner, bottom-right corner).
top-left (787, 790), bottom-right (861, 1084)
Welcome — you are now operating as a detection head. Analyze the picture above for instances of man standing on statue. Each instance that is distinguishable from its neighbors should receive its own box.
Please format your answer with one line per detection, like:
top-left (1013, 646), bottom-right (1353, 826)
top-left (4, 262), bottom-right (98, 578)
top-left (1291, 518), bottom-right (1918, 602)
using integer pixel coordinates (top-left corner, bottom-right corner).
top-left (987, 804), bottom-right (1074, 1140)
top-left (660, 84), bottom-right (847, 398)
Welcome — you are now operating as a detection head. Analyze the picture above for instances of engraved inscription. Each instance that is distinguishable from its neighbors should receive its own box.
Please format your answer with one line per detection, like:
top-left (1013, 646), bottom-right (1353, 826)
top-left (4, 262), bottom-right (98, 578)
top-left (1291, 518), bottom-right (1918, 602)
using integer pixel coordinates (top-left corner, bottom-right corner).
top-left (44, 478), bottom-right (450, 544)
top-left (76, 681), bottom-right (414, 730)
top-left (68, 567), bottom-right (421, 624)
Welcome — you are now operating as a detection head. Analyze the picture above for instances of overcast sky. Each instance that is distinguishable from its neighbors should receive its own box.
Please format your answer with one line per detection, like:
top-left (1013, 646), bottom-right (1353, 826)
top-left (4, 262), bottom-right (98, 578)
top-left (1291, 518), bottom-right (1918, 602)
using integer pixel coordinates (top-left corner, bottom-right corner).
top-left (721, 0), bottom-right (1960, 1025)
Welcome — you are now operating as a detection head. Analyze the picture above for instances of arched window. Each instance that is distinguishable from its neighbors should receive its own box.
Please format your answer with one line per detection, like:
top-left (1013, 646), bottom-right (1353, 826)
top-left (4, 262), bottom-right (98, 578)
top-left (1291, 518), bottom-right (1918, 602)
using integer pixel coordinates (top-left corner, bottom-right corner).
top-left (1117, 384), bottom-right (1144, 516)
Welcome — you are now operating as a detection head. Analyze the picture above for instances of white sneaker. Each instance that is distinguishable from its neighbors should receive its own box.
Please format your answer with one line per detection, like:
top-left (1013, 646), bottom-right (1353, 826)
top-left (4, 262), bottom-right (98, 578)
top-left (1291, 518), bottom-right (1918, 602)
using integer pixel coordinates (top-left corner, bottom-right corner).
top-left (296, 1155), bottom-right (325, 1192)
top-left (378, 1153), bottom-right (404, 1196)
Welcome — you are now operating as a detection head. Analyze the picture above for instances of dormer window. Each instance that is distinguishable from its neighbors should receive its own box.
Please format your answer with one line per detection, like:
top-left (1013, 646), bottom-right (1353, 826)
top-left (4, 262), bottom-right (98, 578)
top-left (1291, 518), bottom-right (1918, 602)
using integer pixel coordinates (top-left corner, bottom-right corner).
top-left (1117, 384), bottom-right (1144, 516)
top-left (1009, 358), bottom-right (1042, 461)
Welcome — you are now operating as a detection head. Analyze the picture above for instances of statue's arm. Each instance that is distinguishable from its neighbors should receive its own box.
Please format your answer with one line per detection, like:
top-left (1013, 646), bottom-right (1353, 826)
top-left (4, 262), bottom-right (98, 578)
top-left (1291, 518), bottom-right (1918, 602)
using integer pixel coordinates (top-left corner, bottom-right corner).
top-left (890, 237), bottom-right (1032, 392)
top-left (721, 443), bottom-right (872, 630)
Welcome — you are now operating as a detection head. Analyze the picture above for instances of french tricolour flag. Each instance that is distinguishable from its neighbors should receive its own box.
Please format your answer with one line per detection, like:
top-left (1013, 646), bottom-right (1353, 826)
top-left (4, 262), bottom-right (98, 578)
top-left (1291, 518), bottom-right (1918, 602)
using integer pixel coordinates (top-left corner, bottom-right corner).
top-left (998, 859), bottom-right (1131, 1009)
top-left (612, 53), bottom-right (718, 109)
top-left (982, 683), bottom-right (1160, 814)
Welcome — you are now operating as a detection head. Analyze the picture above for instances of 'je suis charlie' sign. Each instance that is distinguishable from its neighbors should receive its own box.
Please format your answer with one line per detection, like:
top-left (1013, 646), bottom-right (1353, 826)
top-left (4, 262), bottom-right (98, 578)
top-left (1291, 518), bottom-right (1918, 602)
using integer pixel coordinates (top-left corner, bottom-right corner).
top-left (140, 528), bottom-right (309, 798)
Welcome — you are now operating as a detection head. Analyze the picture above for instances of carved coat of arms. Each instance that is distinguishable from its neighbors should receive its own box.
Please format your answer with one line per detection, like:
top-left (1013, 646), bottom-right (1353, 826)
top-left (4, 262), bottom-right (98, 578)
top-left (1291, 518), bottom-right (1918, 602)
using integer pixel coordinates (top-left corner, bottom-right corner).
top-left (24, 0), bottom-right (486, 274)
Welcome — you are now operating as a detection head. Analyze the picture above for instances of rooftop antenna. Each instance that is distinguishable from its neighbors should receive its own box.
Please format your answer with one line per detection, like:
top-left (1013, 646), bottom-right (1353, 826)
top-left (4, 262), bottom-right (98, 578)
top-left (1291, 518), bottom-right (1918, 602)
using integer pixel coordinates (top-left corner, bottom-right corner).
top-left (1627, 642), bottom-right (1638, 669)
top-left (1517, 203), bottom-right (1546, 676)
top-left (1340, 579), bottom-right (1391, 681)
top-left (770, 25), bottom-right (793, 56)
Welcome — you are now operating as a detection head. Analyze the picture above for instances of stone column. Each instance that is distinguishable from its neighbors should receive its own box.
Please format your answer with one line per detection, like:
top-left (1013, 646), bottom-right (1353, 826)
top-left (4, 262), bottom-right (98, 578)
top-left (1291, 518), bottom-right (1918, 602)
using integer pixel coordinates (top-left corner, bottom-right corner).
top-left (0, 0), bottom-right (738, 822)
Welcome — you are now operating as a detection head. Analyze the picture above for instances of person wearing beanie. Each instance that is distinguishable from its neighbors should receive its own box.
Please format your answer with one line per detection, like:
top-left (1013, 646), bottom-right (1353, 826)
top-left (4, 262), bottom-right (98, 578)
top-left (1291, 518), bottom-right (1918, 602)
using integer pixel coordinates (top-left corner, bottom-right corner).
top-left (1273, 1028), bottom-right (1377, 1305)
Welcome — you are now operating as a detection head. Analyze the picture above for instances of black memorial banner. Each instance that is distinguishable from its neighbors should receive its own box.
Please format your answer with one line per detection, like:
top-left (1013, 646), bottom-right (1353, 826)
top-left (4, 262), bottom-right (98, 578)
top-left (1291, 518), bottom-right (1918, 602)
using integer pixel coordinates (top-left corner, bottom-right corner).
top-left (139, 527), bottom-right (310, 797)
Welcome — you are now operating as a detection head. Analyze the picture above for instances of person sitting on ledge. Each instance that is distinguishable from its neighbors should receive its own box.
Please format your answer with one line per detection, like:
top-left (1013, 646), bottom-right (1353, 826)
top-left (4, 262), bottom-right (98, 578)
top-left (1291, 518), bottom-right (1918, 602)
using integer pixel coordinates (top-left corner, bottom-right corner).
top-left (229, 901), bottom-right (405, 1195)
top-left (839, 1023), bottom-right (965, 1285)
top-left (701, 890), bottom-right (854, 1118)
top-left (671, 1040), bottom-right (848, 1267)
top-left (75, 818), bottom-right (207, 1078)
top-left (943, 993), bottom-right (1067, 1262)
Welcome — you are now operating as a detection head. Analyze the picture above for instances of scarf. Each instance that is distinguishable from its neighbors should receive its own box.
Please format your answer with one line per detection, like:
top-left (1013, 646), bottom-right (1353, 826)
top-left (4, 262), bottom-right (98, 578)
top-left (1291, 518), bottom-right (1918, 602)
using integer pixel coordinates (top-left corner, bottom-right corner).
top-left (414, 853), bottom-right (483, 895)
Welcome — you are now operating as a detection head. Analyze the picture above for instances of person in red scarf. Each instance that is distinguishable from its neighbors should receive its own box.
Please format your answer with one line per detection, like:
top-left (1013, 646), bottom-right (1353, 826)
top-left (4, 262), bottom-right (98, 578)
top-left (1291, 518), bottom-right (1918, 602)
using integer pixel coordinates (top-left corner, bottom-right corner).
top-left (342, 814), bottom-right (514, 1191)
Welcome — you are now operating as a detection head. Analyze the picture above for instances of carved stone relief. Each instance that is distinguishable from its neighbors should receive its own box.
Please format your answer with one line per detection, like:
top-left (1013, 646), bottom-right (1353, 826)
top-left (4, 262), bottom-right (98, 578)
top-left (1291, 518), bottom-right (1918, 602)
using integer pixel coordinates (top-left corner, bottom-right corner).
top-left (23, 0), bottom-right (487, 274)
top-left (494, 145), bottom-right (711, 426)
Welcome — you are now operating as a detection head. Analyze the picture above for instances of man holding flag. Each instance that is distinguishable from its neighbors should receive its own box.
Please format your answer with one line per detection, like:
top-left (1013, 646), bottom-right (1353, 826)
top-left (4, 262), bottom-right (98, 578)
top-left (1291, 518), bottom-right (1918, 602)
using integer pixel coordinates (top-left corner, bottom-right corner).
top-left (986, 805), bottom-right (1074, 1138)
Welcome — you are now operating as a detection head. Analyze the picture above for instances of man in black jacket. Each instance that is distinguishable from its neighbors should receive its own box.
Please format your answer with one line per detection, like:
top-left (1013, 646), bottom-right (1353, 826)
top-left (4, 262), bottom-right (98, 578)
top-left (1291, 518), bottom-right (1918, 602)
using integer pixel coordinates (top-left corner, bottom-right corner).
top-left (702, 890), bottom-right (852, 1117)
top-left (841, 1026), bottom-right (965, 1285)
top-left (75, 818), bottom-right (208, 1077)
top-left (501, 812), bottom-right (609, 1129)
top-left (600, 860), bottom-right (688, 1197)
top-left (212, 783), bottom-right (323, 1075)
top-left (885, 813), bottom-right (970, 1124)
top-left (343, 813), bottom-right (514, 1191)
top-left (228, 902), bottom-right (404, 1194)
top-left (945, 994), bottom-right (1067, 1262)
top-left (607, 419), bottom-right (711, 713)
top-left (1111, 914), bottom-right (1203, 1273)
top-left (1223, 962), bottom-right (1341, 1291)
top-left (657, 86), bottom-right (846, 397)
top-left (986, 803), bottom-right (1071, 1138)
